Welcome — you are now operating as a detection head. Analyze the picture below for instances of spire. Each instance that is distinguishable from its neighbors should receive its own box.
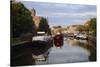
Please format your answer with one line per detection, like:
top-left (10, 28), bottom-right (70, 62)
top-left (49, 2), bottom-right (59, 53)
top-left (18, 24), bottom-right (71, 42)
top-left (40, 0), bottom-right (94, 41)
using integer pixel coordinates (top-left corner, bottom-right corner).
top-left (31, 8), bottom-right (36, 17)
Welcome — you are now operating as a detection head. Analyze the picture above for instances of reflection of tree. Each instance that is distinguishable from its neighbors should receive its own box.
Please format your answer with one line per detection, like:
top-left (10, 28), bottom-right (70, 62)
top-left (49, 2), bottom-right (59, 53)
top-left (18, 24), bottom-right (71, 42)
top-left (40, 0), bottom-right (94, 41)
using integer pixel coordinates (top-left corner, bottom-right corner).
top-left (77, 41), bottom-right (96, 61)
top-left (66, 39), bottom-right (92, 51)
top-left (66, 39), bottom-right (96, 61)
top-left (89, 46), bottom-right (96, 61)
top-left (76, 41), bottom-right (90, 50)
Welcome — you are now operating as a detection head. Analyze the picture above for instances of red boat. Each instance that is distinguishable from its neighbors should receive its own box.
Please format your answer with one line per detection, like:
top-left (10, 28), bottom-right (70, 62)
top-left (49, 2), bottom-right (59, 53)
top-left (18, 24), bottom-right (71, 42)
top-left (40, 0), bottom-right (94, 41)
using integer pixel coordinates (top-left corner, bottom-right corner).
top-left (54, 33), bottom-right (63, 47)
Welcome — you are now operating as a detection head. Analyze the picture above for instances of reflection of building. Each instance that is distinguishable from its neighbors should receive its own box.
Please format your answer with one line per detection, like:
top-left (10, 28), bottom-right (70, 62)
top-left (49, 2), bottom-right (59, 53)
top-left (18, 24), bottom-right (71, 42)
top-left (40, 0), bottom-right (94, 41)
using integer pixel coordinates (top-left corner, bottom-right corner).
top-left (31, 8), bottom-right (41, 29)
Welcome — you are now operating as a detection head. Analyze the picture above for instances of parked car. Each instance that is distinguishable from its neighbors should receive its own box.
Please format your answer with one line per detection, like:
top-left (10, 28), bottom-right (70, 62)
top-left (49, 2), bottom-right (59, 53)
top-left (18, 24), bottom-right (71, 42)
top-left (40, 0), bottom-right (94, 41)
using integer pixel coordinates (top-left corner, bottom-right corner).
top-left (76, 33), bottom-right (87, 40)
top-left (54, 32), bottom-right (63, 47)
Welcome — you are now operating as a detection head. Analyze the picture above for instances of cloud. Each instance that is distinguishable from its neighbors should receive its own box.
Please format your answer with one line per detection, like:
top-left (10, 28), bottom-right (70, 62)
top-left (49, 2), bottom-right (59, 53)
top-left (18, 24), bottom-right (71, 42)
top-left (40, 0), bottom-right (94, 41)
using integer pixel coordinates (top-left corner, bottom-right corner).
top-left (32, 2), bottom-right (68, 7)
top-left (20, 1), bottom-right (96, 26)
top-left (37, 11), bottom-right (96, 18)
top-left (62, 12), bottom-right (96, 17)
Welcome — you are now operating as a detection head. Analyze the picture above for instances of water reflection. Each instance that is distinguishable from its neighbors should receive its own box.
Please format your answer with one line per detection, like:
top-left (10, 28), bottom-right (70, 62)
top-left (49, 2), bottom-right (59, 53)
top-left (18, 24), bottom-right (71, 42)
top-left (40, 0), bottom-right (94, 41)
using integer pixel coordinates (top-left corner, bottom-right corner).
top-left (34, 37), bottom-right (96, 65)
top-left (65, 38), bottom-right (89, 49)
top-left (53, 33), bottom-right (64, 48)
top-left (65, 38), bottom-right (96, 61)
top-left (11, 37), bottom-right (96, 66)
top-left (47, 39), bottom-right (90, 64)
top-left (53, 38), bottom-right (63, 48)
top-left (32, 49), bottom-right (51, 65)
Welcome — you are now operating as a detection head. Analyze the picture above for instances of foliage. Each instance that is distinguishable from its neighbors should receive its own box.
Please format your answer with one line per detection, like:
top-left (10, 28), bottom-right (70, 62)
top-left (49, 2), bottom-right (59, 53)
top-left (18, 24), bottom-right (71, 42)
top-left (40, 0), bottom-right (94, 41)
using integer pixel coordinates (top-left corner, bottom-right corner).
top-left (84, 21), bottom-right (91, 31)
top-left (76, 25), bottom-right (85, 32)
top-left (38, 17), bottom-right (51, 35)
top-left (11, 1), bottom-right (35, 37)
top-left (90, 18), bottom-right (96, 36)
top-left (84, 18), bottom-right (96, 36)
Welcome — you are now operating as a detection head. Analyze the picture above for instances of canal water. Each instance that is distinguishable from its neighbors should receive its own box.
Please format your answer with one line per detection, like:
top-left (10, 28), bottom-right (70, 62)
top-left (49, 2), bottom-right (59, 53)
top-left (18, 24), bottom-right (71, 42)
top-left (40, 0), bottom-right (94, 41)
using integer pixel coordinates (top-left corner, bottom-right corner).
top-left (11, 37), bottom-right (96, 66)
top-left (33, 38), bottom-right (94, 65)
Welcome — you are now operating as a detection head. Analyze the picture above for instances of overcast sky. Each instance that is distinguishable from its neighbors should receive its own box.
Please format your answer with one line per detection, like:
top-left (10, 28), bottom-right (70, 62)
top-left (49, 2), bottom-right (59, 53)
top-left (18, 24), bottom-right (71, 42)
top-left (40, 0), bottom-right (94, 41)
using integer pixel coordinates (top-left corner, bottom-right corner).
top-left (19, 1), bottom-right (96, 27)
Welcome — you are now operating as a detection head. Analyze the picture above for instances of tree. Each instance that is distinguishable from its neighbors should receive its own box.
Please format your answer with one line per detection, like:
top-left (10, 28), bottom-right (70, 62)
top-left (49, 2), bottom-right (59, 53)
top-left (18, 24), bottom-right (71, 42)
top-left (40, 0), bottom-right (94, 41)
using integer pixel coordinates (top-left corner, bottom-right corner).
top-left (90, 18), bottom-right (96, 36)
top-left (76, 25), bottom-right (85, 33)
top-left (38, 17), bottom-right (51, 35)
top-left (11, 1), bottom-right (35, 37)
top-left (84, 18), bottom-right (96, 36)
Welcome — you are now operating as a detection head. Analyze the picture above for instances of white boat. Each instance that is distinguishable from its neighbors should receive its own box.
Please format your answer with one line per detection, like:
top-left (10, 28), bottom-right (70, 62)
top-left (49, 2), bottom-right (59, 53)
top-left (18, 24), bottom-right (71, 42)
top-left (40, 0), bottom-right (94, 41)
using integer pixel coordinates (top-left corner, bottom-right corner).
top-left (32, 32), bottom-right (52, 41)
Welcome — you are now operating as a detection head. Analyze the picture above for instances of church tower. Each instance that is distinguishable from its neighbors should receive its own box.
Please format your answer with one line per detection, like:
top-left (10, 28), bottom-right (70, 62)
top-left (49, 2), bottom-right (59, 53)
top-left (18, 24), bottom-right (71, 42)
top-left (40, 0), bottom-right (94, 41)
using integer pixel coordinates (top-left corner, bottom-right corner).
top-left (31, 8), bottom-right (36, 17)
top-left (31, 8), bottom-right (41, 29)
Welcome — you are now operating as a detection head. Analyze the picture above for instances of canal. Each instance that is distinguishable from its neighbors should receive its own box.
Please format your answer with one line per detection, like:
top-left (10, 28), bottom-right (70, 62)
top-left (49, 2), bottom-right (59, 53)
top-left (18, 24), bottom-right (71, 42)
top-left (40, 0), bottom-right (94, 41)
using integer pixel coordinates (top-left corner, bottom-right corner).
top-left (34, 37), bottom-right (96, 65)
top-left (11, 37), bottom-right (96, 66)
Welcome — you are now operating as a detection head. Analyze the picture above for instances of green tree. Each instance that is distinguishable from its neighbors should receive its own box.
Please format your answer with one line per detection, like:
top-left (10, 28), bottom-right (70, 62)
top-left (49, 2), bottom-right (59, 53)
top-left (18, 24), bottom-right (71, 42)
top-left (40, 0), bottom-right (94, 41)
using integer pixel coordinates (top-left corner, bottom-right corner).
top-left (84, 18), bottom-right (96, 36)
top-left (11, 1), bottom-right (35, 37)
top-left (76, 25), bottom-right (85, 32)
top-left (84, 21), bottom-right (91, 31)
top-left (90, 18), bottom-right (96, 36)
top-left (38, 17), bottom-right (51, 35)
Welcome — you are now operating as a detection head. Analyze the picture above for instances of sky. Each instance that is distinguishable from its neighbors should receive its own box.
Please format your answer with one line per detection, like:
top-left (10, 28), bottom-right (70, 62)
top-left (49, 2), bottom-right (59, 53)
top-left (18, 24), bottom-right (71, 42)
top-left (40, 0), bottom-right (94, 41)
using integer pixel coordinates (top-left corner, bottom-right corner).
top-left (19, 1), bottom-right (96, 27)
